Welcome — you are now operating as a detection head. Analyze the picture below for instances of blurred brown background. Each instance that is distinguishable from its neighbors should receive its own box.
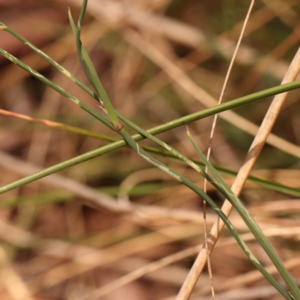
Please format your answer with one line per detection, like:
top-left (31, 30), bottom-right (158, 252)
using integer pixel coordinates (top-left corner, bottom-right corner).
top-left (0, 1), bottom-right (300, 299)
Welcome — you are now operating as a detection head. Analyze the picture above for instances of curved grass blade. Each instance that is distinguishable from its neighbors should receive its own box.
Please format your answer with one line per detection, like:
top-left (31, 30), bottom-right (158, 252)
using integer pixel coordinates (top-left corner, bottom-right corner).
top-left (187, 128), bottom-right (299, 299)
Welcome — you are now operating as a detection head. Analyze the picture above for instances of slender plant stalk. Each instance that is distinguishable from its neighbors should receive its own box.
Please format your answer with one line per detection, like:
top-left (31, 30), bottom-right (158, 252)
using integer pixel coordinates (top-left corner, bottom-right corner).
top-left (201, 2), bottom-right (256, 297)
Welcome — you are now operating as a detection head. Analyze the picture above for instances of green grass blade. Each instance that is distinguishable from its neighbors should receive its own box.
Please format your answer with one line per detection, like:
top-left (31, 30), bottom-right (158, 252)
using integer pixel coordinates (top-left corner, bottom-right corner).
top-left (69, 10), bottom-right (96, 90)
top-left (69, 2), bottom-right (122, 131)
top-left (0, 49), bottom-right (115, 131)
top-left (187, 128), bottom-right (299, 299)
top-left (115, 129), bottom-right (292, 299)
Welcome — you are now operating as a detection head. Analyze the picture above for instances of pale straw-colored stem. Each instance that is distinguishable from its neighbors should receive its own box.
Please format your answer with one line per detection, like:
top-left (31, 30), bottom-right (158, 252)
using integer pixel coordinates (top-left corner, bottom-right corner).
top-left (202, 2), bottom-right (255, 298)
top-left (176, 46), bottom-right (300, 300)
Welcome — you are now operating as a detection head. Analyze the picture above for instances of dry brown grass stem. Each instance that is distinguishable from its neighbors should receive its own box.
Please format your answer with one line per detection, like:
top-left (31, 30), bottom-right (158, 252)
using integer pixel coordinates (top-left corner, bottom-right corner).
top-left (163, 258), bottom-right (300, 300)
top-left (175, 47), bottom-right (300, 300)
top-left (201, 1), bottom-right (255, 299)
top-left (0, 246), bottom-right (34, 300)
